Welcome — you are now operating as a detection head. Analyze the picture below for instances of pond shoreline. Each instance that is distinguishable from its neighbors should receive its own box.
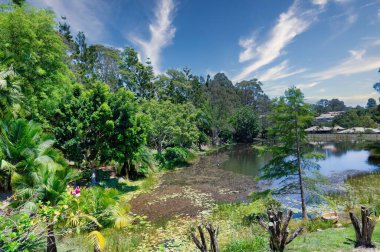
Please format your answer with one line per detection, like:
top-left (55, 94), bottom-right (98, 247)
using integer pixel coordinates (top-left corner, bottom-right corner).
top-left (130, 146), bottom-right (258, 222)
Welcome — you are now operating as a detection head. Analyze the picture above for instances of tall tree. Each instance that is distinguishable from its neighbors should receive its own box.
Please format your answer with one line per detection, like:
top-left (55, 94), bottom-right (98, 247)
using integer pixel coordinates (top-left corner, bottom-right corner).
top-left (207, 73), bottom-right (240, 145)
top-left (236, 78), bottom-right (264, 108)
top-left (109, 88), bottom-right (149, 179)
top-left (0, 5), bottom-right (71, 123)
top-left (143, 100), bottom-right (199, 155)
top-left (231, 106), bottom-right (260, 143)
top-left (119, 47), bottom-right (155, 99)
top-left (260, 87), bottom-right (315, 219)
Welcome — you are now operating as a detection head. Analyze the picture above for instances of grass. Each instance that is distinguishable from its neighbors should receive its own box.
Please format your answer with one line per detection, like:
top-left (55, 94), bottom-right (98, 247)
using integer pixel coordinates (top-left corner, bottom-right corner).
top-left (288, 225), bottom-right (380, 252)
top-left (328, 172), bottom-right (380, 213)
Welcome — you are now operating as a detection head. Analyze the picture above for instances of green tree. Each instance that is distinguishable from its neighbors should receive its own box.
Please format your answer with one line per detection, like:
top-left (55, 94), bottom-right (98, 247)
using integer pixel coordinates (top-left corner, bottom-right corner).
top-left (366, 98), bottom-right (377, 109)
top-left (119, 47), bottom-right (155, 99)
top-left (0, 66), bottom-right (22, 118)
top-left (109, 88), bottom-right (149, 179)
top-left (87, 45), bottom-right (121, 91)
top-left (207, 73), bottom-right (240, 145)
top-left (0, 4), bottom-right (71, 123)
top-left (236, 78), bottom-right (264, 108)
top-left (260, 87), bottom-right (315, 219)
top-left (143, 100), bottom-right (199, 155)
top-left (231, 106), bottom-right (260, 143)
top-left (333, 109), bottom-right (378, 128)
top-left (51, 83), bottom-right (114, 181)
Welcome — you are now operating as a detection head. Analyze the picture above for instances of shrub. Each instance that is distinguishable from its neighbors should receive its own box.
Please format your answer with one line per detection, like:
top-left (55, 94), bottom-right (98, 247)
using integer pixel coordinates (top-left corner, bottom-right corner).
top-left (305, 218), bottom-right (335, 232)
top-left (162, 147), bottom-right (192, 169)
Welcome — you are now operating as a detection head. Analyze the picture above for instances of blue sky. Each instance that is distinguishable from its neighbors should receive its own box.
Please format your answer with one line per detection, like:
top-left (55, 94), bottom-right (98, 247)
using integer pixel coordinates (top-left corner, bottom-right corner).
top-left (27, 0), bottom-right (380, 106)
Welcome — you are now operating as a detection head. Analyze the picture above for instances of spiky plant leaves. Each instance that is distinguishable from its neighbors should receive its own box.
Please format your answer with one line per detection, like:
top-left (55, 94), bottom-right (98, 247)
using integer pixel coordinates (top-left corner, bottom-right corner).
top-left (87, 231), bottom-right (106, 252)
top-left (111, 201), bottom-right (132, 229)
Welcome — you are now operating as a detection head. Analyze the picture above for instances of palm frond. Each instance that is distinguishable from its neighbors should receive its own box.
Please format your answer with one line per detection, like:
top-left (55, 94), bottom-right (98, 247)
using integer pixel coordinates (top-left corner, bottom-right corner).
top-left (87, 231), bottom-right (106, 252)
top-left (110, 202), bottom-right (132, 229)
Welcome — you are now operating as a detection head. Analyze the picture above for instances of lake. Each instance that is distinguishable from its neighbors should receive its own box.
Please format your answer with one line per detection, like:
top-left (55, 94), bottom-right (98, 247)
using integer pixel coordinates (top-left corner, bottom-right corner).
top-left (219, 141), bottom-right (380, 213)
top-left (220, 141), bottom-right (380, 179)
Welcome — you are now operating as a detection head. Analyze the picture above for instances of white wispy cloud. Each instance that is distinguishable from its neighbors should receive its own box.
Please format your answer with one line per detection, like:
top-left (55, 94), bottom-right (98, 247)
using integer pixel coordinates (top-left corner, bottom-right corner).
top-left (295, 82), bottom-right (319, 89)
top-left (258, 60), bottom-right (306, 81)
top-left (28, 0), bottom-right (107, 42)
top-left (308, 50), bottom-right (380, 81)
top-left (129, 0), bottom-right (176, 73)
top-left (311, 0), bottom-right (328, 7)
top-left (233, 1), bottom-right (318, 82)
top-left (239, 38), bottom-right (255, 63)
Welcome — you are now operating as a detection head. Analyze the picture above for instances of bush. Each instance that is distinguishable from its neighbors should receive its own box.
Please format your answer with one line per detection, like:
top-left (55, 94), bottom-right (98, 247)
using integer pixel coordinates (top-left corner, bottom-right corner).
top-left (305, 218), bottom-right (335, 232)
top-left (223, 236), bottom-right (267, 252)
top-left (162, 147), bottom-right (192, 169)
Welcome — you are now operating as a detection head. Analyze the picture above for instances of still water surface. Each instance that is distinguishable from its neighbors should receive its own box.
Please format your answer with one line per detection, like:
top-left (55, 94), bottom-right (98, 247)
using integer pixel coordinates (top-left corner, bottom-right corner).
top-left (221, 141), bottom-right (380, 178)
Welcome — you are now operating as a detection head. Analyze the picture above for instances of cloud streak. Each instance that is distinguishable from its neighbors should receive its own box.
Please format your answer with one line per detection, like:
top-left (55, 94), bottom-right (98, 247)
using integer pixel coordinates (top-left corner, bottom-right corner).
top-left (258, 60), bottom-right (306, 81)
top-left (28, 0), bottom-right (108, 42)
top-left (308, 50), bottom-right (380, 80)
top-left (129, 0), bottom-right (176, 73)
top-left (233, 1), bottom-right (318, 82)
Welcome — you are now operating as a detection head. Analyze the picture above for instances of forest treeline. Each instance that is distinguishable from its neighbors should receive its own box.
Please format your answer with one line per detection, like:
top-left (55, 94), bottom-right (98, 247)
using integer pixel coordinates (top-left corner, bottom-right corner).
top-left (0, 3), bottom-right (272, 183)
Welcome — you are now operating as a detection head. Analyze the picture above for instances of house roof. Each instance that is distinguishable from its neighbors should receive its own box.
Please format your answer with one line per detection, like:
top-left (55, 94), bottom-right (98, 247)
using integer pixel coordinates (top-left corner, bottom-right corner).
top-left (305, 126), bottom-right (332, 132)
top-left (337, 127), bottom-right (380, 133)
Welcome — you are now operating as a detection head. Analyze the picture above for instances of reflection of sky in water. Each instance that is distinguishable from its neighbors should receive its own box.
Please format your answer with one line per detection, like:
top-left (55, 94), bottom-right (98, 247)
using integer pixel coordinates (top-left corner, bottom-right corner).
top-left (317, 148), bottom-right (379, 176)
top-left (221, 142), bottom-right (380, 178)
top-left (220, 142), bottom-right (380, 215)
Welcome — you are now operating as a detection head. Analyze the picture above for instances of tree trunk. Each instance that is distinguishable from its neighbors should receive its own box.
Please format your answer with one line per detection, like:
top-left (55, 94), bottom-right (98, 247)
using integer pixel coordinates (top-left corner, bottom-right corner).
top-left (349, 207), bottom-right (376, 248)
top-left (120, 161), bottom-right (127, 177)
top-left (157, 138), bottom-right (162, 156)
top-left (295, 119), bottom-right (307, 220)
top-left (257, 209), bottom-right (303, 252)
top-left (47, 222), bottom-right (57, 252)
top-left (191, 223), bottom-right (219, 252)
top-left (211, 129), bottom-right (218, 146)
top-left (120, 151), bottom-right (129, 178)
top-left (91, 168), bottom-right (97, 185)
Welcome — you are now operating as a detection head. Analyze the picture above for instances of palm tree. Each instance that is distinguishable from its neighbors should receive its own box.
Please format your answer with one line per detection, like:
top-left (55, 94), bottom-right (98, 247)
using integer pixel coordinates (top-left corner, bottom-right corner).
top-left (0, 118), bottom-right (65, 191)
top-left (12, 163), bottom-right (78, 252)
top-left (0, 118), bottom-right (75, 251)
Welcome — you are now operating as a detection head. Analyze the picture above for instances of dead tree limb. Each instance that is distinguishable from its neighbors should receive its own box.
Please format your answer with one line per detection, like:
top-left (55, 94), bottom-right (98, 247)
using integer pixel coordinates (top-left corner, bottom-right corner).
top-left (191, 223), bottom-right (219, 252)
top-left (257, 209), bottom-right (304, 252)
top-left (349, 206), bottom-right (377, 248)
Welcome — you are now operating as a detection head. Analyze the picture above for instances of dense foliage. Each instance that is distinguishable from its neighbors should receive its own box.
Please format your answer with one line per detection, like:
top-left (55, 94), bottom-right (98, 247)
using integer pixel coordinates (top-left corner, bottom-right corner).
top-left (1, 2), bottom-right (379, 251)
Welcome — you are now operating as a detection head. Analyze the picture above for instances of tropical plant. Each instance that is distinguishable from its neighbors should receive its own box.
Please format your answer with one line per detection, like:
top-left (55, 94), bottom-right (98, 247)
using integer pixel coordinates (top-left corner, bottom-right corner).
top-left (88, 231), bottom-right (106, 252)
top-left (12, 163), bottom-right (78, 252)
top-left (0, 118), bottom-right (65, 191)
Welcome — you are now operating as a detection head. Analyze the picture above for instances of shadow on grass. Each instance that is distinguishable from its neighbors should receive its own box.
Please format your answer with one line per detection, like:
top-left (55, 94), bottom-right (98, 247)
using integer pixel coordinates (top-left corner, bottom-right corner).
top-left (98, 178), bottom-right (139, 193)
top-left (343, 238), bottom-right (356, 246)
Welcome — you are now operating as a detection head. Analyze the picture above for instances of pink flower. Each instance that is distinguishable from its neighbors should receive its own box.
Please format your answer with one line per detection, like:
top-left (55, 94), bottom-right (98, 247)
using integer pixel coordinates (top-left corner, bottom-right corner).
top-left (71, 186), bottom-right (81, 197)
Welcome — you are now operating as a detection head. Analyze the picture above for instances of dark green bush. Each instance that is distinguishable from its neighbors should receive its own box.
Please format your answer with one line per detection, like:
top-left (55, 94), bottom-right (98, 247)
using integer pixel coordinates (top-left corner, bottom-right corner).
top-left (162, 147), bottom-right (192, 169)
